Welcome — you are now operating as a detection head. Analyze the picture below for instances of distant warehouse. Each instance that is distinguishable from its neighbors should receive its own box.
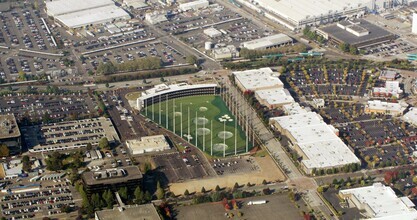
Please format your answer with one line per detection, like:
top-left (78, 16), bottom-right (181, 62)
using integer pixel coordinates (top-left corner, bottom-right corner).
top-left (241, 34), bottom-right (293, 50)
top-left (317, 19), bottom-right (396, 49)
top-left (178, 0), bottom-right (209, 11)
top-left (46, 0), bottom-right (131, 29)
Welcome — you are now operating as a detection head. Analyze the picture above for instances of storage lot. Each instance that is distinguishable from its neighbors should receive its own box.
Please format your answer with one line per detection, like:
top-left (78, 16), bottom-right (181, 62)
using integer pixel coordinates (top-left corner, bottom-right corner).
top-left (212, 157), bottom-right (260, 175)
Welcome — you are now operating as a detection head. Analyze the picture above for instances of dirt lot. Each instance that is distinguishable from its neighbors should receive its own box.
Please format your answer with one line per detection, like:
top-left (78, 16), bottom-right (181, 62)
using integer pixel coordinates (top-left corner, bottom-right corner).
top-left (169, 156), bottom-right (286, 195)
top-left (175, 194), bottom-right (303, 220)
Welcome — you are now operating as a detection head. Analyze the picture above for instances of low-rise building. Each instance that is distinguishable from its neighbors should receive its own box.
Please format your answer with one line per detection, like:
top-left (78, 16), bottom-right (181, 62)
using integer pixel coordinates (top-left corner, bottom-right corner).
top-left (145, 11), bottom-right (168, 25)
top-left (241, 34), bottom-right (293, 50)
top-left (204, 27), bottom-right (222, 38)
top-left (233, 67), bottom-right (283, 92)
top-left (212, 45), bottom-right (239, 60)
top-left (311, 99), bottom-right (325, 109)
top-left (372, 81), bottom-right (403, 98)
top-left (403, 108), bottom-right (417, 126)
top-left (255, 88), bottom-right (294, 109)
top-left (95, 204), bottom-right (161, 220)
top-left (317, 19), bottom-right (396, 49)
top-left (82, 166), bottom-right (142, 196)
top-left (178, 0), bottom-right (209, 11)
top-left (339, 183), bottom-right (417, 219)
top-left (0, 114), bottom-right (21, 155)
top-left (126, 135), bottom-right (170, 155)
top-left (364, 100), bottom-right (406, 116)
top-left (379, 70), bottom-right (398, 81)
top-left (123, 0), bottom-right (148, 9)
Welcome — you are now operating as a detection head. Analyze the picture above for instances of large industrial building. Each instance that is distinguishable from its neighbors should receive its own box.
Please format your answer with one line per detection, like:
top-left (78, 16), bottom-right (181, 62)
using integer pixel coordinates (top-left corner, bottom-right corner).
top-left (46, 0), bottom-right (131, 29)
top-left (252, 0), bottom-right (369, 29)
top-left (339, 183), bottom-right (417, 219)
top-left (136, 83), bottom-right (218, 111)
top-left (233, 68), bottom-right (283, 92)
top-left (126, 135), bottom-right (170, 155)
top-left (270, 112), bottom-right (360, 174)
top-left (0, 114), bottom-right (21, 155)
top-left (317, 19), bottom-right (396, 49)
top-left (241, 34), bottom-right (293, 50)
top-left (178, 0), bottom-right (209, 11)
top-left (372, 81), bottom-right (403, 98)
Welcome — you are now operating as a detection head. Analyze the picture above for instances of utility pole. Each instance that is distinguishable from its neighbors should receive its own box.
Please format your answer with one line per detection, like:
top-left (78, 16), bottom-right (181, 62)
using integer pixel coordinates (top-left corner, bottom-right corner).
top-left (180, 102), bottom-right (183, 138)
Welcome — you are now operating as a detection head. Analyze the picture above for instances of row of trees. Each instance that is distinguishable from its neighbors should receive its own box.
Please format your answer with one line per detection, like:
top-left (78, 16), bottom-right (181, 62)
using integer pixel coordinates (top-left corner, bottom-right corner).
top-left (97, 57), bottom-right (162, 75)
top-left (302, 27), bottom-right (325, 44)
top-left (339, 43), bottom-right (360, 55)
top-left (239, 44), bottom-right (308, 60)
top-left (45, 151), bottom-right (83, 171)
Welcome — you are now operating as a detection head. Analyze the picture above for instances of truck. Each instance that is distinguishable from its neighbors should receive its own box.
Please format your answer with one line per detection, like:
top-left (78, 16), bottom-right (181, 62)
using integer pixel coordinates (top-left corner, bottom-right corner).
top-left (247, 200), bottom-right (267, 205)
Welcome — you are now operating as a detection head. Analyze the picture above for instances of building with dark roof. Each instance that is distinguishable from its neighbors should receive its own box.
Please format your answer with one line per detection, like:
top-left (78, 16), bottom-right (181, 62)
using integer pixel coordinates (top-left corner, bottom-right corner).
top-left (82, 166), bottom-right (142, 196)
top-left (0, 114), bottom-right (21, 155)
top-left (317, 19), bottom-right (396, 49)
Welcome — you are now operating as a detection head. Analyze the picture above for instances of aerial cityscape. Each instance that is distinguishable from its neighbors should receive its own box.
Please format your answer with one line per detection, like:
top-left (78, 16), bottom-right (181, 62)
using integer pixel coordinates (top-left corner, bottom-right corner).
top-left (2, 0), bottom-right (417, 219)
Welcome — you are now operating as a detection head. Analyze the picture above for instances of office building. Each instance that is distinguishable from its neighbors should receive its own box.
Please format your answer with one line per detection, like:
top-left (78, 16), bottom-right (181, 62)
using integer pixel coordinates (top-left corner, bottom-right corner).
top-left (95, 204), bottom-right (161, 220)
top-left (0, 114), bottom-right (21, 155)
top-left (364, 100), bottom-right (406, 116)
top-left (241, 34), bottom-right (293, 50)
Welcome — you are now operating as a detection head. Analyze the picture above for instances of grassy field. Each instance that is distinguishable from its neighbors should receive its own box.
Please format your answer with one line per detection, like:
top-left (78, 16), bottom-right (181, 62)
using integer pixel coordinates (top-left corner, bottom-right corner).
top-left (143, 95), bottom-right (251, 157)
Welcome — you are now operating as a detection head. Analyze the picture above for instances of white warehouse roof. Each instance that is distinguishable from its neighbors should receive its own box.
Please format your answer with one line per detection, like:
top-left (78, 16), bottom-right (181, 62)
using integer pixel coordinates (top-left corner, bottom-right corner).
top-left (126, 135), bottom-right (170, 155)
top-left (253, 0), bottom-right (369, 25)
top-left (403, 108), bottom-right (417, 126)
top-left (271, 112), bottom-right (323, 130)
top-left (340, 183), bottom-right (417, 219)
top-left (233, 67), bottom-right (283, 91)
top-left (242, 33), bottom-right (292, 50)
top-left (46, 0), bottom-right (115, 16)
top-left (255, 88), bottom-right (294, 106)
top-left (55, 5), bottom-right (131, 29)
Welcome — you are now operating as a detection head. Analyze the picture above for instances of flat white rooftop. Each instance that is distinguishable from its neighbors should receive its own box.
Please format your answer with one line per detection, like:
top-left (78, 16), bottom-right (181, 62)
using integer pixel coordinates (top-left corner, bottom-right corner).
top-left (242, 33), bottom-right (292, 50)
top-left (340, 183), bottom-right (417, 219)
top-left (288, 123), bottom-right (338, 145)
top-left (233, 68), bottom-right (283, 91)
top-left (253, 0), bottom-right (367, 24)
top-left (301, 139), bottom-right (360, 169)
top-left (270, 112), bottom-right (323, 130)
top-left (366, 100), bottom-right (406, 113)
top-left (46, 0), bottom-right (114, 16)
top-left (126, 135), bottom-right (170, 154)
top-left (255, 88), bottom-right (294, 106)
top-left (55, 5), bottom-right (130, 29)
top-left (282, 103), bottom-right (308, 115)
top-left (403, 108), bottom-right (417, 126)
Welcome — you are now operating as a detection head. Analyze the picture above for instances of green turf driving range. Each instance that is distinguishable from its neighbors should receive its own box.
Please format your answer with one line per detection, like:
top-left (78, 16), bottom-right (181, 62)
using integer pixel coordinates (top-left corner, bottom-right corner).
top-left (143, 95), bottom-right (251, 157)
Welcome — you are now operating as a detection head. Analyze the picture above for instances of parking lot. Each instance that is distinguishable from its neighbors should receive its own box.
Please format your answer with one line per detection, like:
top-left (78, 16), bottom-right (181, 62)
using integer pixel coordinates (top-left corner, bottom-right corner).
top-left (212, 157), bottom-right (260, 175)
top-left (152, 152), bottom-right (208, 183)
top-left (156, 4), bottom-right (275, 51)
top-left (0, 93), bottom-right (97, 124)
top-left (363, 39), bottom-right (417, 59)
top-left (0, 181), bottom-right (75, 219)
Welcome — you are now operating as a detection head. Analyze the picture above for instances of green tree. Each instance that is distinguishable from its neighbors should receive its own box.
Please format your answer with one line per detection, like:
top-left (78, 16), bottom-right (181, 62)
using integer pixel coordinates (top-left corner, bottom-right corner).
top-left (105, 83), bottom-right (110, 88)
top-left (0, 144), bottom-right (9, 157)
top-left (103, 190), bottom-right (114, 209)
top-left (349, 45), bottom-right (358, 55)
top-left (134, 186), bottom-right (144, 204)
top-left (98, 137), bottom-right (110, 150)
top-left (45, 152), bottom-right (63, 171)
top-left (215, 185), bottom-right (221, 191)
top-left (156, 181), bottom-right (164, 200)
top-left (18, 71), bottom-right (27, 81)
top-left (186, 55), bottom-right (198, 65)
top-left (339, 43), bottom-right (350, 52)
top-left (86, 143), bottom-right (93, 151)
top-left (184, 189), bottom-right (190, 196)
top-left (22, 155), bottom-right (31, 172)
top-left (118, 187), bottom-right (128, 200)
top-left (91, 193), bottom-right (102, 210)
top-left (201, 187), bottom-right (206, 193)
top-left (412, 176), bottom-right (417, 184)
top-left (144, 191), bottom-right (152, 202)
